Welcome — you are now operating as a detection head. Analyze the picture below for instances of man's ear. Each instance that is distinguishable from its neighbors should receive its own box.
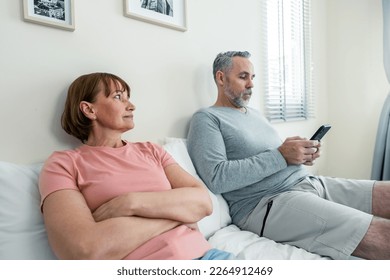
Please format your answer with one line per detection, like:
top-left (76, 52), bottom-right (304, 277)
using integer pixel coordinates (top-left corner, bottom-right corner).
top-left (215, 70), bottom-right (225, 86)
top-left (79, 101), bottom-right (96, 120)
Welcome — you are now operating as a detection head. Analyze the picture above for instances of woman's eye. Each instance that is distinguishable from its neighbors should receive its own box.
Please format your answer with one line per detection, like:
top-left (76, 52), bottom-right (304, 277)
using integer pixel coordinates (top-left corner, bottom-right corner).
top-left (114, 94), bottom-right (121, 100)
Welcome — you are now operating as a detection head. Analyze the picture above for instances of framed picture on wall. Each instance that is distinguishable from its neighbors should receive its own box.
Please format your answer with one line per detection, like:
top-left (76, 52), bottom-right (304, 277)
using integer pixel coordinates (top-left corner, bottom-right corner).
top-left (23, 0), bottom-right (75, 31)
top-left (124, 0), bottom-right (187, 32)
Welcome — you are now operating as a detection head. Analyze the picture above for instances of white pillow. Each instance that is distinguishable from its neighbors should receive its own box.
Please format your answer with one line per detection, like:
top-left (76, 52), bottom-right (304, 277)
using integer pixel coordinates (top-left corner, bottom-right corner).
top-left (0, 161), bottom-right (56, 259)
top-left (163, 137), bottom-right (232, 239)
top-left (163, 137), bottom-right (198, 175)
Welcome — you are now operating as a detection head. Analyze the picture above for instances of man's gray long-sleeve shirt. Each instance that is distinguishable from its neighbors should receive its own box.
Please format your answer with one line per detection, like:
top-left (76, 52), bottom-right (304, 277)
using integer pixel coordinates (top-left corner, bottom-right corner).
top-left (187, 106), bottom-right (309, 224)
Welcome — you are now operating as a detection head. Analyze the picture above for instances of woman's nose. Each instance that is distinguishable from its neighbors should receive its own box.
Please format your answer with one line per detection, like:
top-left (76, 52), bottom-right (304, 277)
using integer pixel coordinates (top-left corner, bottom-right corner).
top-left (126, 101), bottom-right (136, 111)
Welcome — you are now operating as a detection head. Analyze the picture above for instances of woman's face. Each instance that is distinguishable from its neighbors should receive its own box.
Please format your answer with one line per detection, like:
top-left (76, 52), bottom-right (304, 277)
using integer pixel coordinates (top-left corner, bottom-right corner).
top-left (90, 79), bottom-right (135, 134)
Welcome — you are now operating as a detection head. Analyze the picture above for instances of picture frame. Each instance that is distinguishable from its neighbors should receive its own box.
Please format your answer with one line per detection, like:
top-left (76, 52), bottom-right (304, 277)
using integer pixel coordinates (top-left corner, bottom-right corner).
top-left (23, 0), bottom-right (75, 31)
top-left (124, 0), bottom-right (187, 32)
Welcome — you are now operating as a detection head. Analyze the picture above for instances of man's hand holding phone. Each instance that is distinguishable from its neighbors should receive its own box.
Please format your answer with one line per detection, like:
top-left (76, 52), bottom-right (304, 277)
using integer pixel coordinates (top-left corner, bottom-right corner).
top-left (278, 124), bottom-right (330, 166)
top-left (278, 137), bottom-right (321, 166)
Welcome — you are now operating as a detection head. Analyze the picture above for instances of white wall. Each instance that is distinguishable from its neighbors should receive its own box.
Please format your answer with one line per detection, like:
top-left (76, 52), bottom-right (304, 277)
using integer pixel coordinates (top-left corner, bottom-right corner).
top-left (0, 0), bottom-right (387, 181)
top-left (324, 0), bottom-right (388, 179)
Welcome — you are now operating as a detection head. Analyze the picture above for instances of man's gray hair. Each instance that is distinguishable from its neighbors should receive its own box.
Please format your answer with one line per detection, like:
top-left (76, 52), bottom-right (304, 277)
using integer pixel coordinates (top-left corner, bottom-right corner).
top-left (212, 51), bottom-right (251, 81)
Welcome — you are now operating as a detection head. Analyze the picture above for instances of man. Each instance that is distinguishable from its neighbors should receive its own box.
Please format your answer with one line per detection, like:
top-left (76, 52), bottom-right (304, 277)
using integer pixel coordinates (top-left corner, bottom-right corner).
top-left (187, 51), bottom-right (390, 259)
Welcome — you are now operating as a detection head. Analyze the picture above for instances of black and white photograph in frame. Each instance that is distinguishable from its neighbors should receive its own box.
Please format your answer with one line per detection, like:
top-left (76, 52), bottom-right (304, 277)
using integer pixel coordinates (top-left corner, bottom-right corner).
top-left (141, 0), bottom-right (174, 17)
top-left (124, 0), bottom-right (187, 31)
top-left (23, 0), bottom-right (75, 31)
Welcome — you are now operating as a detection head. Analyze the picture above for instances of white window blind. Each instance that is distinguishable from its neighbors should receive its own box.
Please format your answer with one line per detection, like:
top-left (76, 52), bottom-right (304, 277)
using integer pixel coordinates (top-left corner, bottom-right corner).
top-left (263, 0), bottom-right (314, 122)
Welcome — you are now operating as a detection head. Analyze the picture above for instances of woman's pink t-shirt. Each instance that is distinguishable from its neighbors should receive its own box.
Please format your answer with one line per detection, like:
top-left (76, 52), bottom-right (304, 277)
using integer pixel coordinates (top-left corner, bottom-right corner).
top-left (39, 141), bottom-right (210, 259)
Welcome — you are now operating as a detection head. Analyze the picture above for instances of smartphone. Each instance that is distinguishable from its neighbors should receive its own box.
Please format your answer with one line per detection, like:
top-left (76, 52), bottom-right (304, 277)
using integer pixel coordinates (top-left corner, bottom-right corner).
top-left (310, 124), bottom-right (331, 141)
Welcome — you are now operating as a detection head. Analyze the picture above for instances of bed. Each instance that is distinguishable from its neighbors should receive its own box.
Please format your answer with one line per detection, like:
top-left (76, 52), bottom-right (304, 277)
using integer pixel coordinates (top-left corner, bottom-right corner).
top-left (0, 138), bottom-right (328, 260)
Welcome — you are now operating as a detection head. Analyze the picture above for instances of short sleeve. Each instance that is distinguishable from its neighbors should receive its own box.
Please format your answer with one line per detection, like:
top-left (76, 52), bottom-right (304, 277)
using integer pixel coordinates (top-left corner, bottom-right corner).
top-left (39, 151), bottom-right (79, 208)
top-left (150, 142), bottom-right (177, 168)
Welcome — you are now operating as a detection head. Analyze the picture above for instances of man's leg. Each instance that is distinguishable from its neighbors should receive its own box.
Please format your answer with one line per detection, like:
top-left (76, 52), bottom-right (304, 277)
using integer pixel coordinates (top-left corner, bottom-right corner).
top-left (352, 217), bottom-right (390, 259)
top-left (353, 181), bottom-right (390, 259)
top-left (372, 181), bottom-right (390, 219)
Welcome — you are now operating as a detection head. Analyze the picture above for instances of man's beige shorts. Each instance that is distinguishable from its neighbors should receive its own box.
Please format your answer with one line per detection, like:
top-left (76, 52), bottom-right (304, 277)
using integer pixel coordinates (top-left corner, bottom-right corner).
top-left (238, 176), bottom-right (374, 259)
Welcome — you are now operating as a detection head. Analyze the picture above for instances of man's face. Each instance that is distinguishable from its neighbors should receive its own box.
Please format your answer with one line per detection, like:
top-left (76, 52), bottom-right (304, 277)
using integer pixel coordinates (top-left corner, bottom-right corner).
top-left (223, 57), bottom-right (255, 108)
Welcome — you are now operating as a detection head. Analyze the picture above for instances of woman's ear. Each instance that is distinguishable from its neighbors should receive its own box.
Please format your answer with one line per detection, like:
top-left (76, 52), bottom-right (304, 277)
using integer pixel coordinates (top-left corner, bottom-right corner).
top-left (79, 101), bottom-right (96, 120)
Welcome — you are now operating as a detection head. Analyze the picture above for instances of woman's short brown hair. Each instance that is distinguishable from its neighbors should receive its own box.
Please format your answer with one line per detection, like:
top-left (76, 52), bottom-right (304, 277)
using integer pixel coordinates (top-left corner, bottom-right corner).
top-left (61, 72), bottom-right (130, 143)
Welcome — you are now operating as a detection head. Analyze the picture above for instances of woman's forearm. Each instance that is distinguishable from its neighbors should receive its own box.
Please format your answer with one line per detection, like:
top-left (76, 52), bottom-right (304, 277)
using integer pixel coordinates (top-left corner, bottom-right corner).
top-left (92, 184), bottom-right (212, 224)
top-left (126, 188), bottom-right (212, 223)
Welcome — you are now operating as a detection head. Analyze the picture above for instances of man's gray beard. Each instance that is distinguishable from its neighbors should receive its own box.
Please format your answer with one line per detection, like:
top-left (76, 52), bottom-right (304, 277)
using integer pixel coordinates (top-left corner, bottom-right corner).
top-left (225, 88), bottom-right (251, 108)
top-left (232, 96), bottom-right (248, 108)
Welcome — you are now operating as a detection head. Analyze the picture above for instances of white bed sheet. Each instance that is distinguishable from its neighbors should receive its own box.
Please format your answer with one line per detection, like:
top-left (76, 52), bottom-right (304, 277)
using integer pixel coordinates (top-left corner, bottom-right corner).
top-left (208, 224), bottom-right (330, 260)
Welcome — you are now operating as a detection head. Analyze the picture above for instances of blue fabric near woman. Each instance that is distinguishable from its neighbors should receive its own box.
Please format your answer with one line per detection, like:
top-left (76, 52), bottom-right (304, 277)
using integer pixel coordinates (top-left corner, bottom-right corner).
top-left (196, 249), bottom-right (235, 260)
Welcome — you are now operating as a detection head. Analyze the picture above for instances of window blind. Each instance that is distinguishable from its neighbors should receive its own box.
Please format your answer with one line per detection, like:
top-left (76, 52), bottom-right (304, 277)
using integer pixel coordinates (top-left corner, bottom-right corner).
top-left (263, 0), bottom-right (314, 122)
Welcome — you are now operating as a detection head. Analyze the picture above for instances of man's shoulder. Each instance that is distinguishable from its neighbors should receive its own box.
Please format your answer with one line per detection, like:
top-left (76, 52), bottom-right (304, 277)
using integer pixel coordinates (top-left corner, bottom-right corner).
top-left (193, 106), bottom-right (261, 117)
top-left (191, 107), bottom-right (215, 119)
top-left (193, 106), bottom-right (230, 116)
top-left (193, 106), bottom-right (214, 114)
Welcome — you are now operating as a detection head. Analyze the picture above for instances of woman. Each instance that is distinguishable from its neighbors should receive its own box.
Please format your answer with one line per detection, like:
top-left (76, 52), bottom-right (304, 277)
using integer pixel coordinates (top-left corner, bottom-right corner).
top-left (39, 72), bottom-right (233, 260)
